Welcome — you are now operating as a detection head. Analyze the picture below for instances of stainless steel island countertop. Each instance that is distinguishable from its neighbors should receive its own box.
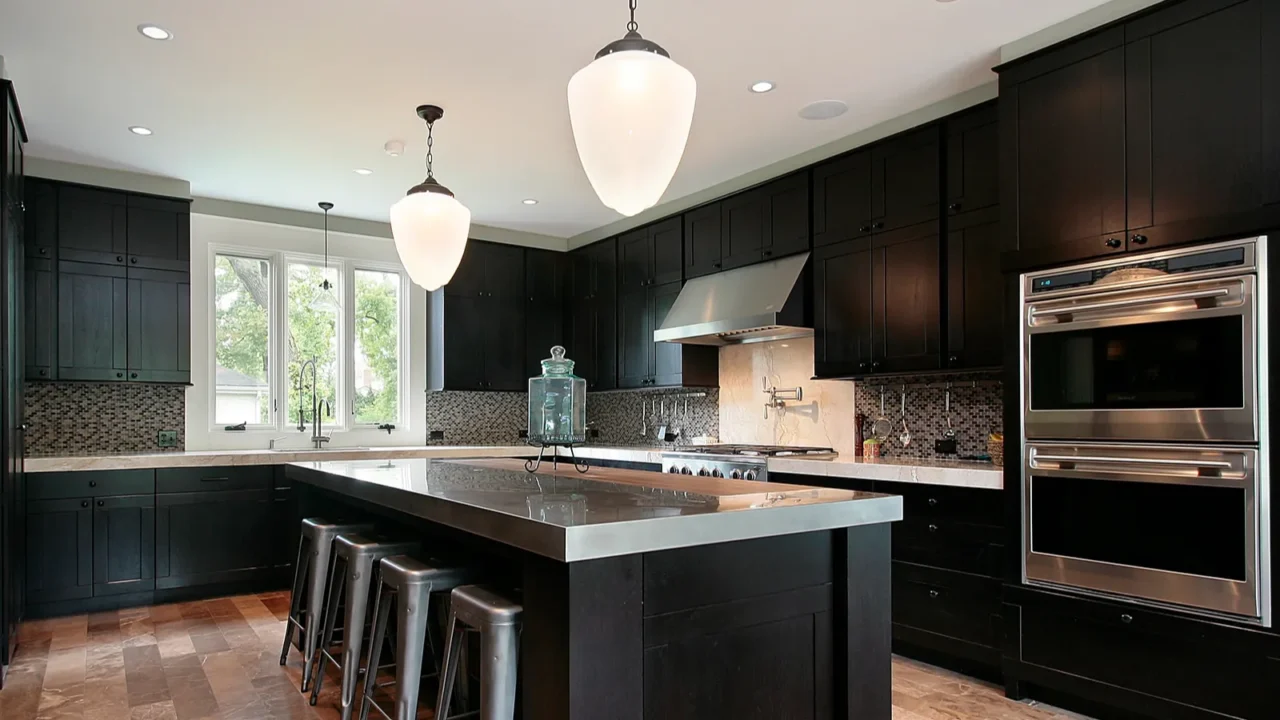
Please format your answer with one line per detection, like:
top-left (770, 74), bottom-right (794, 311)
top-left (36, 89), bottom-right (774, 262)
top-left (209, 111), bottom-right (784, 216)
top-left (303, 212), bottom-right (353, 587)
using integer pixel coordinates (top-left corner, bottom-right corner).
top-left (285, 458), bottom-right (903, 562)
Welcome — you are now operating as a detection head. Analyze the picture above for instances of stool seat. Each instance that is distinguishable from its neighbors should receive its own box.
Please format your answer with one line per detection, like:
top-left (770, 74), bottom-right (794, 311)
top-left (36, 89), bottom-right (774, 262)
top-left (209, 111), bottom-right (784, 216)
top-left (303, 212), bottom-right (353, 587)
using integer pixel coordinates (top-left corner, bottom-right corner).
top-left (380, 555), bottom-right (480, 591)
top-left (436, 585), bottom-right (523, 720)
top-left (450, 585), bottom-right (522, 627)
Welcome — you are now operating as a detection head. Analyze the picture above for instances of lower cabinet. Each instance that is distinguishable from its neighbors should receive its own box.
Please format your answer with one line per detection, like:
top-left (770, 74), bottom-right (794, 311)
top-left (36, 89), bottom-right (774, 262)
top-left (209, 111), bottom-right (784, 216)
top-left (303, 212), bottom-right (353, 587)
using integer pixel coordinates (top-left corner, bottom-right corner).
top-left (92, 494), bottom-right (155, 596)
top-left (156, 488), bottom-right (274, 589)
top-left (26, 498), bottom-right (93, 604)
top-left (892, 562), bottom-right (1000, 666)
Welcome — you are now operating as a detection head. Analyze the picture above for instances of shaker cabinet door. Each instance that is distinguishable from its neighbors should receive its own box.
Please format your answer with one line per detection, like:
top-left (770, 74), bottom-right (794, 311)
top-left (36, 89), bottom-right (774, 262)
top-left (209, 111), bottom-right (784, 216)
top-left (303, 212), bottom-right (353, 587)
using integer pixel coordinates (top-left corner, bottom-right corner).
top-left (57, 260), bottom-right (127, 381)
top-left (92, 494), bottom-right (156, 597)
top-left (871, 224), bottom-right (941, 374)
top-left (813, 239), bottom-right (873, 376)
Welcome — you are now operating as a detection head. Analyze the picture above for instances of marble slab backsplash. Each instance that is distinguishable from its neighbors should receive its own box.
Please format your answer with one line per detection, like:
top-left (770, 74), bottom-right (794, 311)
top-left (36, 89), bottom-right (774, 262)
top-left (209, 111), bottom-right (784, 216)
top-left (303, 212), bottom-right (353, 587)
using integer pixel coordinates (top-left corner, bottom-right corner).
top-left (425, 389), bottom-right (719, 447)
top-left (25, 382), bottom-right (187, 456)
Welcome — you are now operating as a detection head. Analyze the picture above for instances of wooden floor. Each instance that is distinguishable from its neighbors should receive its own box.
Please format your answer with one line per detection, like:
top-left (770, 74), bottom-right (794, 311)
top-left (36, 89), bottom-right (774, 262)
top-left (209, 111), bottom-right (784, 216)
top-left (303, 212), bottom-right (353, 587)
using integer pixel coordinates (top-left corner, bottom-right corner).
top-left (0, 591), bottom-right (1092, 720)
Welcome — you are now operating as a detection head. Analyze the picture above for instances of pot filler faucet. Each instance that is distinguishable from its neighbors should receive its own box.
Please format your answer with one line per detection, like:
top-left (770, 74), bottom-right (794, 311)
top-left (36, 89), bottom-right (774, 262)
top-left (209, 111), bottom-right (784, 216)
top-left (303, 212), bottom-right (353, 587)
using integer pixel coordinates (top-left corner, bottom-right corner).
top-left (296, 358), bottom-right (331, 449)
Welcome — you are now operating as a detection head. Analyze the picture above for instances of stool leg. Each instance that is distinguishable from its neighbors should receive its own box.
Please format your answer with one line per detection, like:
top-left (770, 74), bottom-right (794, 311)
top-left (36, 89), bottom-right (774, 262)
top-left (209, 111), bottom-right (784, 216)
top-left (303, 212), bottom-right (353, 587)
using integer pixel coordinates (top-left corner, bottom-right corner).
top-left (479, 624), bottom-right (520, 720)
top-left (393, 585), bottom-right (431, 720)
top-left (310, 556), bottom-right (347, 705)
top-left (360, 583), bottom-right (394, 720)
top-left (434, 610), bottom-right (465, 720)
top-left (303, 545), bottom-right (338, 693)
top-left (279, 534), bottom-right (310, 666)
top-left (338, 554), bottom-right (375, 720)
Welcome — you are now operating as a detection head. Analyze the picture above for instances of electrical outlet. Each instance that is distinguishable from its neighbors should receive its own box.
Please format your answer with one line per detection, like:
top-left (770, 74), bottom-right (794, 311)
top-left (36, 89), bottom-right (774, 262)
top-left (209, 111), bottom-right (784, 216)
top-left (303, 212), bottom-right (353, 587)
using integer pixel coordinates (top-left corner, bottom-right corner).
top-left (588, 428), bottom-right (601, 439)
top-left (157, 430), bottom-right (178, 448)
top-left (518, 429), bottom-right (529, 439)
top-left (934, 438), bottom-right (958, 455)
top-left (429, 430), bottom-right (445, 440)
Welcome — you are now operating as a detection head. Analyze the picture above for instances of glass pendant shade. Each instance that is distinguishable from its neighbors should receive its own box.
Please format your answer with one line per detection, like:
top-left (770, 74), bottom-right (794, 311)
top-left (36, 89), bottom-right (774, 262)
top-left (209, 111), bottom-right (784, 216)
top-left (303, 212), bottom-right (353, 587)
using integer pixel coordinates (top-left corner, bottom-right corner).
top-left (390, 190), bottom-right (471, 292)
top-left (568, 49), bottom-right (696, 217)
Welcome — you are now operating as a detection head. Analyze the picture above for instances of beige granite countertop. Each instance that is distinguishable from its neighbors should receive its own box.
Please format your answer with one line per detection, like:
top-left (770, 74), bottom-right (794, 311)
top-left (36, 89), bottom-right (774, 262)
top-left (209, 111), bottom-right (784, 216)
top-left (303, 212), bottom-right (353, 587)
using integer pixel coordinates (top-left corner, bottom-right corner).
top-left (768, 455), bottom-right (1003, 490)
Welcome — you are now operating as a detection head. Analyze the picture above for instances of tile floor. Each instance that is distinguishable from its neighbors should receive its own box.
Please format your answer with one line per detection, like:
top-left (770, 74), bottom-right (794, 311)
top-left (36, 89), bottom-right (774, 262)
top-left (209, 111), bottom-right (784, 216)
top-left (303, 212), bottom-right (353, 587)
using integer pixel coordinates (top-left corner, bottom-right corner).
top-left (0, 591), bottom-right (1093, 720)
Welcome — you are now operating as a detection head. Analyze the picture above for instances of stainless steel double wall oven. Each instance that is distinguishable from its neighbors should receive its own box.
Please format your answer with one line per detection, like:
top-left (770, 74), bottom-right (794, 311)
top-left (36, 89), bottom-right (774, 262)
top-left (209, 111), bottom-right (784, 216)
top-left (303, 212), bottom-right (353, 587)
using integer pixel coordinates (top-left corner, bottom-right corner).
top-left (1020, 237), bottom-right (1270, 625)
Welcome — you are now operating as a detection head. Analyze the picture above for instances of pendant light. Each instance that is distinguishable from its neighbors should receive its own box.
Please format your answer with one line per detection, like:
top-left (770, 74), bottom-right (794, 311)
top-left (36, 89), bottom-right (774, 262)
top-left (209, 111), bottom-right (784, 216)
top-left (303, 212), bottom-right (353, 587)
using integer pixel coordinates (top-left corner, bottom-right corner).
top-left (568, 0), bottom-right (696, 217)
top-left (318, 202), bottom-right (334, 291)
top-left (390, 105), bottom-right (471, 291)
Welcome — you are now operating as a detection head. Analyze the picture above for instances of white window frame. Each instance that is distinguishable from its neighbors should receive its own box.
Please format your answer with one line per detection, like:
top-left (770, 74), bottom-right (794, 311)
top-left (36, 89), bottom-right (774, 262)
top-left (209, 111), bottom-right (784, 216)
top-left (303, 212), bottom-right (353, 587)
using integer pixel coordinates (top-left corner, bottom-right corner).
top-left (208, 243), bottom-right (410, 433)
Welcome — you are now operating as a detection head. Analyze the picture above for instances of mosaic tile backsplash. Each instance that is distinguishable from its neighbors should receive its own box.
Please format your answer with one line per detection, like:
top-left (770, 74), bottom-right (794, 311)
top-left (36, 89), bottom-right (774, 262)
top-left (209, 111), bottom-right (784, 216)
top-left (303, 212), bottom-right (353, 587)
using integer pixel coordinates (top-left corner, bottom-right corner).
top-left (425, 389), bottom-right (719, 448)
top-left (854, 373), bottom-right (1003, 460)
top-left (25, 382), bottom-right (187, 456)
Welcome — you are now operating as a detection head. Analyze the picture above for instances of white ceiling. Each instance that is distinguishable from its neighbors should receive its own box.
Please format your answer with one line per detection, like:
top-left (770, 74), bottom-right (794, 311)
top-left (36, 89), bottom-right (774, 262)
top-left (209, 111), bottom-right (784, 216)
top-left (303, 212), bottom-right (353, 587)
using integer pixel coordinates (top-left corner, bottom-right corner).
top-left (0, 0), bottom-right (1115, 238)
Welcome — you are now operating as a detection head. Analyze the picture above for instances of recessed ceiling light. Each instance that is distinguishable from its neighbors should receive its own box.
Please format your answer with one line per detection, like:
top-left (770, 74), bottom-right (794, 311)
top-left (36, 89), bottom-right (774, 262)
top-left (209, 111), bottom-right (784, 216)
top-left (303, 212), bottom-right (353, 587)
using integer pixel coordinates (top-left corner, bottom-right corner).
top-left (129, 126), bottom-right (153, 136)
top-left (749, 81), bottom-right (775, 94)
top-left (137, 24), bottom-right (172, 40)
top-left (354, 168), bottom-right (373, 176)
top-left (798, 100), bottom-right (848, 121)
top-left (522, 199), bottom-right (539, 205)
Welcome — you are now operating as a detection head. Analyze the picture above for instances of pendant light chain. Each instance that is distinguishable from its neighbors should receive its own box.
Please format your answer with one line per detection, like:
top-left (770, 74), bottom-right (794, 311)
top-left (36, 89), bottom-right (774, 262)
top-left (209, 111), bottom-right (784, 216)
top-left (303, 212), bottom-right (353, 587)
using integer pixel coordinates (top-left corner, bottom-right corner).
top-left (424, 119), bottom-right (435, 180)
top-left (319, 202), bottom-right (334, 291)
top-left (627, 0), bottom-right (638, 32)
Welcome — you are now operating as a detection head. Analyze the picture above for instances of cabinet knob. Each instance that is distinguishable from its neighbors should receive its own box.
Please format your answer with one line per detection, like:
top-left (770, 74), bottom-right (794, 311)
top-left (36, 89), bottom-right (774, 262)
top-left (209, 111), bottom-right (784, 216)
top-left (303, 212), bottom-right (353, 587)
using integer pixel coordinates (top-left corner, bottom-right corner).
top-left (1120, 613), bottom-right (1133, 624)
top-left (89, 480), bottom-right (97, 488)
top-left (873, 222), bottom-right (885, 230)
top-left (130, 372), bottom-right (138, 379)
top-left (859, 225), bottom-right (872, 234)
top-left (948, 355), bottom-right (959, 366)
top-left (763, 250), bottom-right (773, 257)
top-left (713, 263), bottom-right (721, 269)
top-left (39, 248), bottom-right (47, 255)
top-left (871, 361), bottom-right (881, 370)
top-left (81, 500), bottom-right (89, 508)
top-left (928, 523), bottom-right (938, 533)
top-left (1130, 234), bottom-right (1148, 245)
top-left (927, 497), bottom-right (938, 507)
top-left (1105, 238), bottom-right (1122, 249)
top-left (948, 203), bottom-right (962, 212)
top-left (115, 372), bottom-right (124, 378)
top-left (116, 255), bottom-right (124, 262)
top-left (858, 362), bottom-right (869, 371)
top-left (928, 590), bottom-right (940, 599)
top-left (130, 257), bottom-right (138, 264)
top-left (96, 500), bottom-right (105, 507)
top-left (39, 369), bottom-right (47, 376)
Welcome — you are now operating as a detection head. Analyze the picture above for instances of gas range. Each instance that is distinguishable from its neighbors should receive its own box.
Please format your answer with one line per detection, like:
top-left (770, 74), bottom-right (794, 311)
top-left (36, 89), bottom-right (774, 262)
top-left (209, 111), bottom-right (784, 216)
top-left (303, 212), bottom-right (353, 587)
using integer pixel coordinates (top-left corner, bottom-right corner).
top-left (660, 445), bottom-right (837, 482)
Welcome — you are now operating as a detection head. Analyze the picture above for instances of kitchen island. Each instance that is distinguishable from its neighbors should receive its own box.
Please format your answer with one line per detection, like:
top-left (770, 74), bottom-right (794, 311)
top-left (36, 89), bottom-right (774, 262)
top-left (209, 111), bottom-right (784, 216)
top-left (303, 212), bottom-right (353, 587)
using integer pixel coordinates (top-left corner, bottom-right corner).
top-left (285, 458), bottom-right (903, 720)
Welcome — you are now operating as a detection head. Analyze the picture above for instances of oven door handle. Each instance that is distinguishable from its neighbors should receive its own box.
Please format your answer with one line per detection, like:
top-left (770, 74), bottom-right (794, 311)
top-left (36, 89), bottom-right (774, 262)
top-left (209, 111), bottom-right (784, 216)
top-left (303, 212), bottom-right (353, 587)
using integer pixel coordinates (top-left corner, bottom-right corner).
top-left (1031, 454), bottom-right (1234, 469)
top-left (1028, 287), bottom-right (1232, 318)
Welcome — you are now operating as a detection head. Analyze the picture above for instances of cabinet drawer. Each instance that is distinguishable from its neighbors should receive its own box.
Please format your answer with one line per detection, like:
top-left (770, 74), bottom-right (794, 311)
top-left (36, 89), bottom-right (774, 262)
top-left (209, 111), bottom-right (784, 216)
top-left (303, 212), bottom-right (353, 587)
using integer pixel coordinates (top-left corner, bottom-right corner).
top-left (879, 480), bottom-right (1003, 526)
top-left (28, 470), bottom-right (155, 501)
top-left (892, 516), bottom-right (1004, 577)
top-left (157, 466), bottom-right (272, 494)
top-left (892, 562), bottom-right (1000, 650)
top-left (1016, 589), bottom-right (1277, 718)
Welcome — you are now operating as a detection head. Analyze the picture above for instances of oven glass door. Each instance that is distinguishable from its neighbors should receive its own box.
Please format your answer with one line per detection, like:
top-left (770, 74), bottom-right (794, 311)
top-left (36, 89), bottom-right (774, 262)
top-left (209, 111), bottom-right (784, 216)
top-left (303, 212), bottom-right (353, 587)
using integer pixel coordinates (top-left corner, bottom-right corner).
top-left (1024, 444), bottom-right (1262, 621)
top-left (1024, 276), bottom-right (1255, 442)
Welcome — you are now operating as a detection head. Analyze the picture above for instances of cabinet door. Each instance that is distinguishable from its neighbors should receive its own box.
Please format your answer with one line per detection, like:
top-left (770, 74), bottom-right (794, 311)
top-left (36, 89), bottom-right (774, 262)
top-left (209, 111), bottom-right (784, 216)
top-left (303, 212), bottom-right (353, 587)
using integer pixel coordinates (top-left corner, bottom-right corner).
top-left (762, 172), bottom-right (810, 259)
top-left (945, 102), bottom-right (999, 218)
top-left (946, 211), bottom-right (1003, 370)
top-left (443, 241), bottom-right (485, 298)
top-left (650, 217), bottom-right (683, 286)
top-left (26, 498), bottom-right (93, 604)
top-left (57, 186), bottom-right (128, 265)
top-left (812, 150), bottom-right (872, 247)
top-left (1124, 0), bottom-right (1280, 251)
top-left (1004, 32), bottom-right (1127, 267)
top-left (589, 237), bottom-right (617, 299)
top-left (526, 250), bottom-right (567, 375)
top-left (485, 297), bottom-right (526, 391)
top-left (568, 298), bottom-right (618, 392)
top-left (683, 203), bottom-right (723, 278)
top-left (155, 489), bottom-right (274, 589)
top-left (92, 494), bottom-right (155, 597)
top-left (871, 125), bottom-right (941, 233)
top-left (812, 239), bottom-right (873, 376)
top-left (24, 256), bottom-right (54, 380)
top-left (57, 260), bottom-right (127, 381)
top-left (127, 268), bottom-right (190, 383)
top-left (720, 189), bottom-right (765, 271)
top-left (617, 289), bottom-right (652, 388)
top-left (484, 242), bottom-right (525, 300)
top-left (23, 178), bottom-right (55, 259)
top-left (651, 281), bottom-right (684, 386)
top-left (441, 293), bottom-right (486, 390)
top-left (872, 224), bottom-right (941, 374)
top-left (126, 195), bottom-right (190, 271)
top-left (618, 228), bottom-right (652, 292)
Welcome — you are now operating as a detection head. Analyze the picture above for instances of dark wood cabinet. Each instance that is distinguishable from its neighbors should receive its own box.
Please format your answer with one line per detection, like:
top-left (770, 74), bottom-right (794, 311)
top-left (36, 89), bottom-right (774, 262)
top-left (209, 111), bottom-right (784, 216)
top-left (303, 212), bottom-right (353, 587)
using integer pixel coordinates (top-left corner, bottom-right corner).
top-left (25, 497), bottom-right (93, 605)
top-left (617, 288), bottom-right (652, 389)
top-left (525, 249), bottom-right (569, 375)
top-left (946, 211), bottom-right (1003, 370)
top-left (430, 240), bottom-right (527, 391)
top-left (127, 268), bottom-right (190, 383)
top-left (57, 185), bottom-right (128, 265)
top-left (568, 239), bottom-right (617, 391)
top-left (57, 260), bottom-right (127, 381)
top-left (813, 151), bottom-right (873, 248)
top-left (619, 218), bottom-right (682, 293)
top-left (813, 239), bottom-right (873, 376)
top-left (618, 280), bottom-right (717, 389)
top-left (761, 172), bottom-right (811, 259)
top-left (92, 494), bottom-right (155, 596)
top-left (945, 102), bottom-right (999, 219)
top-left (871, 126), bottom-right (940, 234)
top-left (24, 178), bottom-right (55, 259)
top-left (156, 488), bottom-right (274, 590)
top-left (24, 257), bottom-right (54, 380)
top-left (872, 224), bottom-right (941, 374)
top-left (720, 188), bottom-right (766, 271)
top-left (682, 203), bottom-right (723, 279)
top-left (126, 195), bottom-right (190, 271)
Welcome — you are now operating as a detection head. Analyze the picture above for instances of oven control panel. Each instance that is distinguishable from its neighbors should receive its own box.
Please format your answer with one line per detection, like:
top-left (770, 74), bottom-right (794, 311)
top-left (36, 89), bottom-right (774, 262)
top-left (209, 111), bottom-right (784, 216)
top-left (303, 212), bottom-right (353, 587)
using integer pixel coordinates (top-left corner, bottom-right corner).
top-left (660, 457), bottom-right (767, 482)
top-left (1030, 245), bottom-right (1248, 294)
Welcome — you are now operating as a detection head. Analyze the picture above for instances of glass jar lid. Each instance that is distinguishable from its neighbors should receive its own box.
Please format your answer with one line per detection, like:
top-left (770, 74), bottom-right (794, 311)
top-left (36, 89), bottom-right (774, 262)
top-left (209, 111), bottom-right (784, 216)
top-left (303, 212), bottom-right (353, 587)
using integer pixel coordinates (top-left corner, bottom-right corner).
top-left (540, 345), bottom-right (575, 376)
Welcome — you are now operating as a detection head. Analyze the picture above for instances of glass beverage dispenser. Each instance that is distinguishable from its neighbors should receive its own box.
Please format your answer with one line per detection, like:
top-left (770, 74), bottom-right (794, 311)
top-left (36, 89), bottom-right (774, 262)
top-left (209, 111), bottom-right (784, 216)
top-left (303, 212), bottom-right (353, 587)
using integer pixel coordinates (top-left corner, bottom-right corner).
top-left (525, 346), bottom-right (588, 472)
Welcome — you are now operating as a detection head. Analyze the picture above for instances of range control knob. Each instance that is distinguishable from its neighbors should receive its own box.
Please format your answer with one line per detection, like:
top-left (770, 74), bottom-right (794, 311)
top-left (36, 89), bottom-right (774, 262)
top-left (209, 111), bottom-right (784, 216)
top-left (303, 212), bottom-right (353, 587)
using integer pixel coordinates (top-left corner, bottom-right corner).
top-left (680, 466), bottom-right (694, 475)
top-left (667, 466), bottom-right (681, 474)
top-left (743, 469), bottom-right (759, 481)
top-left (729, 469), bottom-right (743, 480)
top-left (710, 468), bottom-right (723, 478)
top-left (697, 468), bottom-right (711, 477)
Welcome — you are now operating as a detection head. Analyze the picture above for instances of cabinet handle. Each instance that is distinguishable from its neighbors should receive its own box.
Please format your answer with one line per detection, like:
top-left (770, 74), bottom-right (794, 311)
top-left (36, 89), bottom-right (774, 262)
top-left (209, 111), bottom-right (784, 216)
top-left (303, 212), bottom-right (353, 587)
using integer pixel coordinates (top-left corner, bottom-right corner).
top-left (873, 222), bottom-right (885, 230)
top-left (116, 255), bottom-right (124, 262)
top-left (927, 497), bottom-right (937, 507)
top-left (763, 250), bottom-right (773, 257)
top-left (89, 480), bottom-right (98, 488)
top-left (871, 362), bottom-right (881, 370)
top-left (948, 355), bottom-right (959, 366)
top-left (928, 590), bottom-right (940, 599)
top-left (130, 257), bottom-right (138, 264)
top-left (81, 500), bottom-right (89, 508)
top-left (928, 523), bottom-right (938, 533)
top-left (201, 477), bottom-right (231, 483)
top-left (130, 372), bottom-right (138, 379)
top-left (115, 372), bottom-right (124, 379)
top-left (1130, 234), bottom-right (1148, 246)
top-left (713, 263), bottom-right (721, 269)
top-left (96, 500), bottom-right (105, 507)
top-left (1105, 238), bottom-right (1122, 249)
top-left (858, 362), bottom-right (869, 371)
top-left (859, 225), bottom-right (872, 233)
top-left (1120, 613), bottom-right (1133, 624)
top-left (948, 203), bottom-right (962, 212)
top-left (39, 248), bottom-right (47, 255)
top-left (39, 369), bottom-right (47, 377)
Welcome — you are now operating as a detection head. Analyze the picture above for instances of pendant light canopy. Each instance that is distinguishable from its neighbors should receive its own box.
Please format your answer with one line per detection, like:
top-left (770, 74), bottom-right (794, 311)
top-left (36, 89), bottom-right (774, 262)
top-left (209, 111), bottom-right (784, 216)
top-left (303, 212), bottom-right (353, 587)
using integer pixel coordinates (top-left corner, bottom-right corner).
top-left (568, 0), bottom-right (696, 217)
top-left (390, 105), bottom-right (471, 292)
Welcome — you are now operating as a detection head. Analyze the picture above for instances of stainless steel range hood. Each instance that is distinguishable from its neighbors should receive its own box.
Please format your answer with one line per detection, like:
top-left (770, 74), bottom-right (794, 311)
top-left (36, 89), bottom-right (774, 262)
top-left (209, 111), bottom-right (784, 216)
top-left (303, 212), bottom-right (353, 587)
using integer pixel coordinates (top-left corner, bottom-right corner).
top-left (654, 252), bottom-right (811, 346)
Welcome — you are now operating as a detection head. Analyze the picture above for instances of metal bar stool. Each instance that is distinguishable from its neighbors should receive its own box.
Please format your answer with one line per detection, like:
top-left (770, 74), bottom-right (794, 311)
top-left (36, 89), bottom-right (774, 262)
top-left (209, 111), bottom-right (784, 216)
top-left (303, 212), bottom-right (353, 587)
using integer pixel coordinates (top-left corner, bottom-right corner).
top-left (359, 555), bottom-right (482, 720)
top-left (309, 534), bottom-right (420, 720)
top-left (435, 585), bottom-right (522, 720)
top-left (279, 518), bottom-right (375, 692)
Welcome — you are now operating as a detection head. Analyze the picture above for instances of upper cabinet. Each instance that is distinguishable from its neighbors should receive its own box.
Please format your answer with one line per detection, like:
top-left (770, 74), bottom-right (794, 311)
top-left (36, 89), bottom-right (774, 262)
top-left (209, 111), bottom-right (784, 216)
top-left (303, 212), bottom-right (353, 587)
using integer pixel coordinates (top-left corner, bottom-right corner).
top-left (871, 126), bottom-right (941, 234)
top-left (57, 186), bottom-right (128, 265)
top-left (525, 249), bottom-right (569, 376)
top-left (125, 195), bottom-right (190, 271)
top-left (999, 0), bottom-right (1280, 269)
top-left (682, 172), bottom-right (811, 279)
top-left (813, 150), bottom-right (873, 248)
top-left (619, 217), bottom-right (682, 293)
top-left (683, 203), bottom-right (723, 279)
top-left (429, 240), bottom-right (527, 392)
top-left (568, 239), bottom-right (617, 391)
